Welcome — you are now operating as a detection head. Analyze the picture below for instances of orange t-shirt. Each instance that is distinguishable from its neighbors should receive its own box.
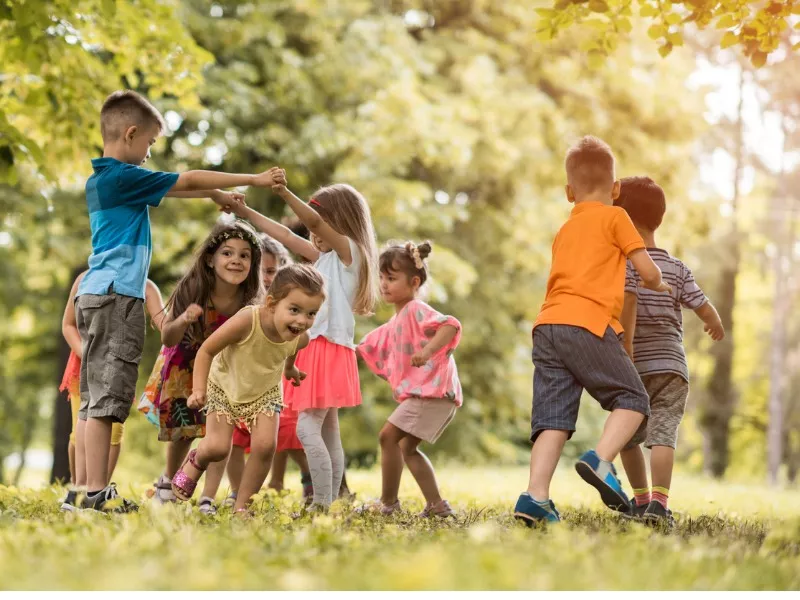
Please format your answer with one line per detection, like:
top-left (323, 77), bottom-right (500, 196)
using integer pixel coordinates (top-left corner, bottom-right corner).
top-left (534, 201), bottom-right (645, 338)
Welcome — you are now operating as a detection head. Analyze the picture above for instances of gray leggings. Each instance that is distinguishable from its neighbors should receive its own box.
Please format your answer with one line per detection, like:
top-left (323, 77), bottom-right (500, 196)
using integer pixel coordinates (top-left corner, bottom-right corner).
top-left (296, 408), bottom-right (344, 507)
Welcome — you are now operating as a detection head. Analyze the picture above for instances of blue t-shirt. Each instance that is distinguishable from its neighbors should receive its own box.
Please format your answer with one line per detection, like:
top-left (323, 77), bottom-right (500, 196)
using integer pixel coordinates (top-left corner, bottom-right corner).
top-left (77, 158), bottom-right (179, 300)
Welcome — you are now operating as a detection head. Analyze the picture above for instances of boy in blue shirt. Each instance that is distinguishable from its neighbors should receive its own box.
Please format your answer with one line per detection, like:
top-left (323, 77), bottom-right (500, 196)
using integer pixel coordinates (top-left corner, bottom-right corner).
top-left (73, 90), bottom-right (285, 512)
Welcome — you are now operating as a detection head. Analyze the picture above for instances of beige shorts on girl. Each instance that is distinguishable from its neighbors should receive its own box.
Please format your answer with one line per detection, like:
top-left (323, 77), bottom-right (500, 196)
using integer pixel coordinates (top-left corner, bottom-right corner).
top-left (388, 397), bottom-right (456, 444)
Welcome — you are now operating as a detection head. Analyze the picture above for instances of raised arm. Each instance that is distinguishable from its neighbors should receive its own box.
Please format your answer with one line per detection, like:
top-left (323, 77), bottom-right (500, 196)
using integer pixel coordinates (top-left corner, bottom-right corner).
top-left (621, 291), bottom-right (638, 360)
top-left (628, 249), bottom-right (671, 294)
top-left (694, 301), bottom-right (725, 341)
top-left (62, 272), bottom-right (87, 357)
top-left (161, 303), bottom-right (203, 347)
top-left (232, 203), bottom-right (318, 262)
top-left (274, 185), bottom-right (353, 265)
top-left (187, 308), bottom-right (253, 408)
top-left (144, 279), bottom-right (166, 332)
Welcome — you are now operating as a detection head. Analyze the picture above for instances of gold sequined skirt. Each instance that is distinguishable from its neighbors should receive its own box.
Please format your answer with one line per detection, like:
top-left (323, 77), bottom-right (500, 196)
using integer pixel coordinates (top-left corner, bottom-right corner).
top-left (205, 379), bottom-right (283, 430)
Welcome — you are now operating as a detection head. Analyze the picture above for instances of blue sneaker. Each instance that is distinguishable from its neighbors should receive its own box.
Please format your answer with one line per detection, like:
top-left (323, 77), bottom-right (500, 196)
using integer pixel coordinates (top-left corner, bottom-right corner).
top-left (575, 450), bottom-right (630, 512)
top-left (514, 492), bottom-right (561, 526)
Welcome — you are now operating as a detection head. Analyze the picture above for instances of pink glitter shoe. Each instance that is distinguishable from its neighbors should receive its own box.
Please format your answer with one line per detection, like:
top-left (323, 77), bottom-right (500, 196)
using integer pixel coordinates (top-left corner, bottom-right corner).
top-left (172, 449), bottom-right (205, 501)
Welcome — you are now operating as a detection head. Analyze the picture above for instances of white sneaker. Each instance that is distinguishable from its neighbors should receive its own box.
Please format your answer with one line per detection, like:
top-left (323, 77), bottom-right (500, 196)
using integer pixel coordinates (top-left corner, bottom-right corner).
top-left (198, 496), bottom-right (217, 515)
top-left (153, 475), bottom-right (176, 504)
top-left (222, 493), bottom-right (237, 508)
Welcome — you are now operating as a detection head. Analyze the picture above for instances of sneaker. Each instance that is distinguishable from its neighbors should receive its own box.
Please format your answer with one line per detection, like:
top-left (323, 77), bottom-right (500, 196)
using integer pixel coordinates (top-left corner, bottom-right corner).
top-left (419, 499), bottom-right (455, 518)
top-left (60, 489), bottom-right (80, 512)
top-left (574, 450), bottom-right (630, 512)
top-left (153, 475), bottom-right (176, 504)
top-left (80, 483), bottom-right (138, 513)
top-left (198, 496), bottom-right (218, 515)
top-left (642, 500), bottom-right (675, 528)
top-left (621, 499), bottom-right (650, 521)
top-left (222, 493), bottom-right (237, 509)
top-left (513, 492), bottom-right (561, 526)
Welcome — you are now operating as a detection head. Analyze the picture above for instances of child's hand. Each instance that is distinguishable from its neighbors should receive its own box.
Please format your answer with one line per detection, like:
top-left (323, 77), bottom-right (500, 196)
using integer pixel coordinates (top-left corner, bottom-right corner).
top-left (285, 366), bottom-right (307, 387)
top-left (253, 167), bottom-right (286, 188)
top-left (641, 280), bottom-right (672, 294)
top-left (411, 350), bottom-right (431, 367)
top-left (181, 303), bottom-right (203, 325)
top-left (187, 390), bottom-right (207, 410)
top-left (704, 320), bottom-right (725, 341)
top-left (211, 190), bottom-right (246, 213)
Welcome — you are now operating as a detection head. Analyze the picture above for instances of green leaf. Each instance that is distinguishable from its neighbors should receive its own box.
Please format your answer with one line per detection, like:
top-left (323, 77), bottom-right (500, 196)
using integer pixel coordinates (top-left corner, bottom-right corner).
top-left (658, 42), bottom-right (673, 58)
top-left (640, 3), bottom-right (658, 17)
top-left (616, 17), bottom-right (633, 33)
top-left (665, 12), bottom-right (682, 25)
top-left (720, 31), bottom-right (739, 48)
top-left (716, 14), bottom-right (737, 29)
top-left (647, 24), bottom-right (666, 39)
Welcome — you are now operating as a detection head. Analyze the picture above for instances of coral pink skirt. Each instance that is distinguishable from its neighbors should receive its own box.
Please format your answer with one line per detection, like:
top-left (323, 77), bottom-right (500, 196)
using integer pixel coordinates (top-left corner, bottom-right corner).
top-left (283, 336), bottom-right (362, 412)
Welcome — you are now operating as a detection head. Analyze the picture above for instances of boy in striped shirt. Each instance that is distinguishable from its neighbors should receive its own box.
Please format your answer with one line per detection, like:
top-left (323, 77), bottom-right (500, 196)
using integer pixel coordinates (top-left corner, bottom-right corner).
top-left (617, 176), bottom-right (724, 527)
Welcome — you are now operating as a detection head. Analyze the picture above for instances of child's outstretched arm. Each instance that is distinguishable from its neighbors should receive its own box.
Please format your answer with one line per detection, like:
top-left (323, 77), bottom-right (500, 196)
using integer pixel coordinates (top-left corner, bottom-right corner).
top-left (273, 184), bottom-right (353, 266)
top-left (160, 303), bottom-right (204, 347)
top-left (411, 325), bottom-right (459, 367)
top-left (231, 203), bottom-right (319, 263)
top-left (62, 272), bottom-right (87, 358)
top-left (187, 308), bottom-right (253, 409)
top-left (284, 333), bottom-right (310, 387)
top-left (621, 291), bottom-right (638, 360)
top-left (169, 167), bottom-right (285, 210)
top-left (628, 249), bottom-right (671, 294)
top-left (694, 301), bottom-right (725, 341)
top-left (144, 279), bottom-right (166, 332)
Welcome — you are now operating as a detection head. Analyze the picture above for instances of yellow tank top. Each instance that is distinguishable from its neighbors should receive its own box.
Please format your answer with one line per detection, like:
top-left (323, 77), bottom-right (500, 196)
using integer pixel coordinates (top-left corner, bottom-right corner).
top-left (208, 306), bottom-right (300, 407)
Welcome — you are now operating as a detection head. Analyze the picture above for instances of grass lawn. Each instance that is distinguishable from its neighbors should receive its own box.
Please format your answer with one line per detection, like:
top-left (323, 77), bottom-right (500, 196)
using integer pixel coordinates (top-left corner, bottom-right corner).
top-left (1, 465), bottom-right (798, 590)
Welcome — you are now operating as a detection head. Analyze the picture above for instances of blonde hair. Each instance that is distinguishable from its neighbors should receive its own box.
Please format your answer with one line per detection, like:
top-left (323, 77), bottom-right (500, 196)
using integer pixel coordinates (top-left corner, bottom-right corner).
top-left (565, 135), bottom-right (616, 195)
top-left (268, 264), bottom-right (326, 303)
top-left (310, 183), bottom-right (378, 315)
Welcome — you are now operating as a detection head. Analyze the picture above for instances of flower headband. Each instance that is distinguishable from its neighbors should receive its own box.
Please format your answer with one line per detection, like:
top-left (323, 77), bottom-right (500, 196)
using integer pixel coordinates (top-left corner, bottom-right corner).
top-left (209, 228), bottom-right (259, 251)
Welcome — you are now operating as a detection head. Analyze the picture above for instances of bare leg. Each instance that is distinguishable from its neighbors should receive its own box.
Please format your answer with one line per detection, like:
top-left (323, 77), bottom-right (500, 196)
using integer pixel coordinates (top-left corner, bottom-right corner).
top-left (74, 419), bottom-right (87, 487)
top-left (235, 412), bottom-right (279, 511)
top-left (227, 446), bottom-right (246, 495)
top-left (68, 442), bottom-right (76, 486)
top-left (378, 422), bottom-right (405, 505)
top-left (526, 430), bottom-right (569, 500)
top-left (650, 446), bottom-right (675, 491)
top-left (399, 436), bottom-right (442, 505)
top-left (268, 451), bottom-right (289, 491)
top-left (595, 409), bottom-right (645, 462)
top-left (176, 413), bottom-right (233, 489)
top-left (107, 443), bottom-right (121, 482)
top-left (620, 445), bottom-right (649, 490)
top-left (288, 449), bottom-right (310, 475)
top-left (166, 438), bottom-right (193, 479)
top-left (85, 417), bottom-right (112, 492)
top-left (201, 450), bottom-right (230, 500)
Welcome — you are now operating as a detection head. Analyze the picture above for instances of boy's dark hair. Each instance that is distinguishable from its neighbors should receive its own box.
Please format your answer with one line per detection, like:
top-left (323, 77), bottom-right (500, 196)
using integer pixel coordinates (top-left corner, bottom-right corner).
top-left (379, 240), bottom-right (432, 286)
top-left (565, 135), bottom-right (615, 195)
top-left (268, 263), bottom-right (326, 303)
top-left (100, 90), bottom-right (166, 143)
top-left (615, 176), bottom-right (666, 231)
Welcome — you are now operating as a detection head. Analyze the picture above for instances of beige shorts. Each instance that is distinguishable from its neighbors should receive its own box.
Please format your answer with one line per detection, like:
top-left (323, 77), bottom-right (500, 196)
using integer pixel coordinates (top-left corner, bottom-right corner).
top-left (387, 397), bottom-right (456, 444)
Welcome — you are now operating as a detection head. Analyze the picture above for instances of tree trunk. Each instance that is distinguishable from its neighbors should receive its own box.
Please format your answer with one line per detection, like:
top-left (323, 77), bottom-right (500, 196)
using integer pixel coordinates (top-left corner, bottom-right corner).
top-left (49, 265), bottom-right (84, 484)
top-left (700, 65), bottom-right (745, 478)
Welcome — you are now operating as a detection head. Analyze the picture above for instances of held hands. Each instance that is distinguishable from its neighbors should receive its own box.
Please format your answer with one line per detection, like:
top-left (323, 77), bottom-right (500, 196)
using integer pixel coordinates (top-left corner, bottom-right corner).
top-left (187, 390), bottom-right (207, 410)
top-left (211, 190), bottom-right (246, 213)
top-left (285, 365), bottom-right (307, 387)
top-left (253, 167), bottom-right (286, 189)
top-left (182, 303), bottom-right (203, 325)
top-left (704, 320), bottom-right (725, 341)
top-left (411, 349), bottom-right (431, 368)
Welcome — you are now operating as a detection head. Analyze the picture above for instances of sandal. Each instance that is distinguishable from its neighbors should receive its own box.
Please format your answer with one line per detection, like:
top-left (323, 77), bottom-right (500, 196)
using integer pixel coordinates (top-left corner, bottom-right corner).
top-left (419, 499), bottom-right (455, 518)
top-left (172, 449), bottom-right (205, 501)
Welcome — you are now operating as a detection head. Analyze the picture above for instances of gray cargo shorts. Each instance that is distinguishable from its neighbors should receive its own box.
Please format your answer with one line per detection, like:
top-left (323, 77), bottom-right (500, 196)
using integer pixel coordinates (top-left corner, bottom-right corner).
top-left (75, 292), bottom-right (145, 423)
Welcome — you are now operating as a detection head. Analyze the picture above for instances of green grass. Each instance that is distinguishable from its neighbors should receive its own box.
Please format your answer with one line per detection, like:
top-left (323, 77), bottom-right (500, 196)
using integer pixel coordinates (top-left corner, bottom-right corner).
top-left (1, 466), bottom-right (799, 590)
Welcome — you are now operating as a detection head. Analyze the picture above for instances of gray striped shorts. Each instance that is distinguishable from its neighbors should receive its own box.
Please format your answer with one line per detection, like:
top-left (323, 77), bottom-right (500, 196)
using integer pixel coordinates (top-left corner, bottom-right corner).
top-left (624, 373), bottom-right (689, 450)
top-left (531, 325), bottom-right (649, 442)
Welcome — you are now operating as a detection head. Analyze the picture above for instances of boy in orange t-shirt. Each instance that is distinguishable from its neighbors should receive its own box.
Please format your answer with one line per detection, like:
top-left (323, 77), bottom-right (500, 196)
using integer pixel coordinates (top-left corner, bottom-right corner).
top-left (514, 136), bottom-right (671, 525)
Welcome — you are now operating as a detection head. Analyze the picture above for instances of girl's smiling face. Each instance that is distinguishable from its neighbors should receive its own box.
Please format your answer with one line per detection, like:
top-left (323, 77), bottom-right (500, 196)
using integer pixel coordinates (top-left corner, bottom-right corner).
top-left (209, 238), bottom-right (252, 286)
top-left (261, 253), bottom-right (278, 289)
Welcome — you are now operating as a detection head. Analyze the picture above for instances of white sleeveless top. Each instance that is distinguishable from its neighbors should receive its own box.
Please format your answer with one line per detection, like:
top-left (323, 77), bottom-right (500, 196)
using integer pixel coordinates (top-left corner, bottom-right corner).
top-left (308, 237), bottom-right (361, 349)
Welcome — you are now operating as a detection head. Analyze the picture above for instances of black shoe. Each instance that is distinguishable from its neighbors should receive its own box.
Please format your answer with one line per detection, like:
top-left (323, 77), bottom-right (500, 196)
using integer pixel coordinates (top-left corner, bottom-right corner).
top-left (60, 490), bottom-right (80, 512)
top-left (79, 483), bottom-right (139, 514)
top-left (642, 500), bottom-right (675, 528)
top-left (621, 499), bottom-right (649, 521)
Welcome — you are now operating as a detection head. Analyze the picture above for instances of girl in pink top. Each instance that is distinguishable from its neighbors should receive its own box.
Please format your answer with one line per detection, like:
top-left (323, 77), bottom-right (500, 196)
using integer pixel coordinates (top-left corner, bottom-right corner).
top-left (358, 241), bottom-right (462, 518)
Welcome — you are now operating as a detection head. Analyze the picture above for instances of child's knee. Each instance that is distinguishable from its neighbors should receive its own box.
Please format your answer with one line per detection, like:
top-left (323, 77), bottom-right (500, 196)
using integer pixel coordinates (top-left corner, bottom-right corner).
top-left (250, 439), bottom-right (276, 460)
top-left (379, 425), bottom-right (398, 447)
top-left (204, 440), bottom-right (231, 463)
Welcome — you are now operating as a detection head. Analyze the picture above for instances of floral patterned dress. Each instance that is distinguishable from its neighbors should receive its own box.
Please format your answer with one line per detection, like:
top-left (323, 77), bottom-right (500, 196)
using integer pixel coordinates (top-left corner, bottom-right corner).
top-left (138, 306), bottom-right (229, 442)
